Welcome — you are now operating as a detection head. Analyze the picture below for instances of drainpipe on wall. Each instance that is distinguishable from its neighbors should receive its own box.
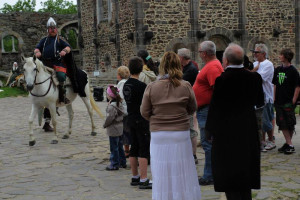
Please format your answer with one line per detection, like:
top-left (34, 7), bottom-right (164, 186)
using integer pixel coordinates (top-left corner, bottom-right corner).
top-left (114, 0), bottom-right (121, 67)
top-left (295, 0), bottom-right (300, 67)
top-left (237, 0), bottom-right (246, 49)
top-left (77, 0), bottom-right (83, 68)
top-left (189, 0), bottom-right (199, 62)
top-left (134, 0), bottom-right (145, 52)
top-left (93, 0), bottom-right (99, 71)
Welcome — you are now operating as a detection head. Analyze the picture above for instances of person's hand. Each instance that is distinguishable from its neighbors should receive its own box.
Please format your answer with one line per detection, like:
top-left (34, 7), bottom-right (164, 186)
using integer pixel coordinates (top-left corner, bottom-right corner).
top-left (59, 50), bottom-right (67, 57)
top-left (35, 51), bottom-right (41, 58)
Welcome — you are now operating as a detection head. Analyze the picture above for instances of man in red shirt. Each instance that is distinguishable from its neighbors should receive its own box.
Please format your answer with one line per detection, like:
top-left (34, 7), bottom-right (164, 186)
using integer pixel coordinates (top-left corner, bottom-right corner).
top-left (193, 41), bottom-right (223, 185)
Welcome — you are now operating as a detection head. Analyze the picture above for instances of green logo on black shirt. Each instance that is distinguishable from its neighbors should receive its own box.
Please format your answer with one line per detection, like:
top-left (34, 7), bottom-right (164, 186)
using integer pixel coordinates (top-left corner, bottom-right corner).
top-left (278, 72), bottom-right (286, 85)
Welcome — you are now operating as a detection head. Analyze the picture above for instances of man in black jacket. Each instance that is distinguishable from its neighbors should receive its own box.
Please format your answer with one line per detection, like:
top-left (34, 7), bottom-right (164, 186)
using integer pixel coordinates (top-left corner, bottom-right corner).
top-left (206, 43), bottom-right (262, 199)
top-left (178, 48), bottom-right (199, 164)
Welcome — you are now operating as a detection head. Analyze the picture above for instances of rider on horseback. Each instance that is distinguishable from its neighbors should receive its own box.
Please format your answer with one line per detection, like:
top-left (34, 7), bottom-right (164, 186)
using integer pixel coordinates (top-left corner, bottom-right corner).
top-left (34, 17), bottom-right (71, 104)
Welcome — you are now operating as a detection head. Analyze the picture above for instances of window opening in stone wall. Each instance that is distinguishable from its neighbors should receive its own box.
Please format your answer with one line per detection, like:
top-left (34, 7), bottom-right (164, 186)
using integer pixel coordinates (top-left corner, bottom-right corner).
top-left (97, 0), bottom-right (112, 23)
top-left (62, 29), bottom-right (78, 49)
top-left (2, 35), bottom-right (19, 53)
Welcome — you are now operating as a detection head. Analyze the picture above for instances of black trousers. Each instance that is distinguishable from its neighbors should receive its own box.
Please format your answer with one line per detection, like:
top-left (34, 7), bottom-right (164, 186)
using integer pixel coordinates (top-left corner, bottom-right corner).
top-left (225, 189), bottom-right (252, 200)
top-left (44, 108), bottom-right (51, 119)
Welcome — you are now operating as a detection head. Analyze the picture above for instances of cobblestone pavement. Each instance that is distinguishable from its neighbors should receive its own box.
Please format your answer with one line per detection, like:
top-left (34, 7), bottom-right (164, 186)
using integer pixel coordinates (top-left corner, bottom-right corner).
top-left (0, 96), bottom-right (300, 200)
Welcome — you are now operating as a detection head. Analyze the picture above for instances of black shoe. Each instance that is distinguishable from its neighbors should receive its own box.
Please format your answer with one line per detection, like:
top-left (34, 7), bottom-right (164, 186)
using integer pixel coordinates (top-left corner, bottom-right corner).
top-left (130, 177), bottom-right (140, 186)
top-left (119, 164), bottom-right (127, 168)
top-left (105, 165), bottom-right (119, 171)
top-left (42, 122), bottom-right (53, 132)
top-left (194, 155), bottom-right (198, 164)
top-left (278, 143), bottom-right (289, 153)
top-left (139, 179), bottom-right (152, 189)
top-left (199, 177), bottom-right (214, 186)
top-left (284, 145), bottom-right (295, 154)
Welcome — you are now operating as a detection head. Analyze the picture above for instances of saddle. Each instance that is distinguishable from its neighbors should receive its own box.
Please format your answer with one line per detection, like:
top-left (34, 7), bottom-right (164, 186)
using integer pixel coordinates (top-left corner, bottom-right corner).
top-left (45, 66), bottom-right (71, 87)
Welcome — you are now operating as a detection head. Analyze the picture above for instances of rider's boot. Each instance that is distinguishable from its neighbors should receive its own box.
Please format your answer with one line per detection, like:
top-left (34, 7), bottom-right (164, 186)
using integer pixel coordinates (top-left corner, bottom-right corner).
top-left (58, 82), bottom-right (70, 104)
top-left (42, 122), bottom-right (53, 132)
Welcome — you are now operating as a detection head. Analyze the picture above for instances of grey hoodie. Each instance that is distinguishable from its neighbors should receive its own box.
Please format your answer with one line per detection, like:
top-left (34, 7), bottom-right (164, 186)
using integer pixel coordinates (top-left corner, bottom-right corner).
top-left (103, 102), bottom-right (125, 137)
top-left (139, 70), bottom-right (157, 85)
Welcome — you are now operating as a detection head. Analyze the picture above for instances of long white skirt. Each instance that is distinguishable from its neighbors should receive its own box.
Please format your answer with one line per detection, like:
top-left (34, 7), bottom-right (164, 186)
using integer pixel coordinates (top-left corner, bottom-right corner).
top-left (151, 130), bottom-right (201, 200)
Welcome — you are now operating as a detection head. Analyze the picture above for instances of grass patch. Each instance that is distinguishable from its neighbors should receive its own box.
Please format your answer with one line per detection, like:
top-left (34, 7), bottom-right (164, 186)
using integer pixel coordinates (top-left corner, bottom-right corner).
top-left (0, 87), bottom-right (28, 98)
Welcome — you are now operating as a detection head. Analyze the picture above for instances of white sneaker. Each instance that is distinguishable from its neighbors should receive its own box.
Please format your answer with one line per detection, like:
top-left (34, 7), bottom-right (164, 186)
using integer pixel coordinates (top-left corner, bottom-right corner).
top-left (265, 141), bottom-right (276, 150)
top-left (261, 143), bottom-right (267, 152)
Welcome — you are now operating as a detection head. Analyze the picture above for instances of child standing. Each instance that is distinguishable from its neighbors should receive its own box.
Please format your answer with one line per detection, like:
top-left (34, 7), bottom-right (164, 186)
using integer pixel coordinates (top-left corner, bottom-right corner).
top-left (103, 85), bottom-right (126, 170)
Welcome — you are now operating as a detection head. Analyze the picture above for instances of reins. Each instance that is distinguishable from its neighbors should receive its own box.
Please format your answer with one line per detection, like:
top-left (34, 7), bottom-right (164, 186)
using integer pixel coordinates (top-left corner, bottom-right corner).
top-left (29, 61), bottom-right (54, 97)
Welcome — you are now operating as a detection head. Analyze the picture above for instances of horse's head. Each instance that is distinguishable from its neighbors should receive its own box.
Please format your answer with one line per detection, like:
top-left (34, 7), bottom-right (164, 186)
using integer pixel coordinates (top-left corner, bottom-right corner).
top-left (22, 56), bottom-right (42, 91)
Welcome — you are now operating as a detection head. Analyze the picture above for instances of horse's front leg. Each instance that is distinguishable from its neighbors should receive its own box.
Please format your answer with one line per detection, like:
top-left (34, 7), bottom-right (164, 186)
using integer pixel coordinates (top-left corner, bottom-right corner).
top-left (48, 104), bottom-right (58, 144)
top-left (29, 104), bottom-right (39, 146)
top-left (81, 97), bottom-right (97, 136)
top-left (62, 104), bottom-right (74, 139)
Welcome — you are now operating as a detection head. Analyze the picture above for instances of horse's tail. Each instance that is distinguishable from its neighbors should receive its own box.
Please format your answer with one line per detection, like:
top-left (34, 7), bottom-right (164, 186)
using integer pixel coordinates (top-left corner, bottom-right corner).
top-left (85, 74), bottom-right (104, 119)
top-left (90, 92), bottom-right (104, 119)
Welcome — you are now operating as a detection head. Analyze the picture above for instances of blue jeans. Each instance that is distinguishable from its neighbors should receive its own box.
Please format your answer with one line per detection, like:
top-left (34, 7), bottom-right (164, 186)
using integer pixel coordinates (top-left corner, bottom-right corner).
top-left (196, 106), bottom-right (213, 180)
top-left (109, 136), bottom-right (126, 167)
top-left (262, 103), bottom-right (274, 133)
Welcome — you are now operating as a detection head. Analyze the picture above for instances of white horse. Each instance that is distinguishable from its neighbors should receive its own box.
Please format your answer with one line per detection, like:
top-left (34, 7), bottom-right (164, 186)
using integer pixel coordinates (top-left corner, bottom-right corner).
top-left (22, 56), bottom-right (103, 146)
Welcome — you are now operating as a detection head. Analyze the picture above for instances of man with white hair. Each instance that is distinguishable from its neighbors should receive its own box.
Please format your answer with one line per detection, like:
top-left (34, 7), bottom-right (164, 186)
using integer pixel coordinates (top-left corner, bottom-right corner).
top-left (206, 43), bottom-right (261, 199)
top-left (252, 44), bottom-right (275, 152)
top-left (178, 48), bottom-right (199, 164)
top-left (193, 41), bottom-right (223, 185)
top-left (177, 48), bottom-right (198, 85)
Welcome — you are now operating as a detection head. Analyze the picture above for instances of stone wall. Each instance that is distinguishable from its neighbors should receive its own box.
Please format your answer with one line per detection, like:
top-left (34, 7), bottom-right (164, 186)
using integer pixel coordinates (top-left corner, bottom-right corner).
top-left (80, 0), bottom-right (97, 73)
top-left (143, 0), bottom-right (192, 60)
top-left (79, 0), bottom-right (299, 86)
top-left (246, 0), bottom-right (296, 67)
top-left (0, 12), bottom-right (78, 72)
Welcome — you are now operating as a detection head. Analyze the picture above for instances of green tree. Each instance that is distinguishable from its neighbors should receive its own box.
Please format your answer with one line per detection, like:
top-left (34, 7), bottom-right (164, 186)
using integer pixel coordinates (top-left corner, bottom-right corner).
top-left (0, 0), bottom-right (77, 14)
top-left (38, 0), bottom-right (77, 14)
top-left (0, 0), bottom-right (36, 13)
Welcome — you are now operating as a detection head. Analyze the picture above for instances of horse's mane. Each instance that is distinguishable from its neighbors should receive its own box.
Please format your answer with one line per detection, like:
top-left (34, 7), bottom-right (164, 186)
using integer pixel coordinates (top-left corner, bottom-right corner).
top-left (33, 57), bottom-right (53, 74)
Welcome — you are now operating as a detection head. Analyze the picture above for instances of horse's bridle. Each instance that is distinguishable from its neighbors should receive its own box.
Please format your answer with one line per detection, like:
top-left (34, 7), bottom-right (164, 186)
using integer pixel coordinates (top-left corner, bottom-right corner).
top-left (28, 61), bottom-right (53, 97)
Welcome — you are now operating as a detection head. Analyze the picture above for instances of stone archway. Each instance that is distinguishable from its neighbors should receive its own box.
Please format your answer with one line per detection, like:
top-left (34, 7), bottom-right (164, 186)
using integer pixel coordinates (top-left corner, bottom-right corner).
top-left (1, 31), bottom-right (24, 53)
top-left (208, 34), bottom-right (231, 63)
top-left (165, 38), bottom-right (190, 53)
top-left (59, 20), bottom-right (79, 50)
top-left (172, 43), bottom-right (187, 53)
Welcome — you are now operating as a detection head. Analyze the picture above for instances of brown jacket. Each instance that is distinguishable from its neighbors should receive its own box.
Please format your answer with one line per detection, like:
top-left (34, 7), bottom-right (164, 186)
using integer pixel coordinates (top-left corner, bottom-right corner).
top-left (141, 79), bottom-right (197, 132)
top-left (103, 102), bottom-right (125, 137)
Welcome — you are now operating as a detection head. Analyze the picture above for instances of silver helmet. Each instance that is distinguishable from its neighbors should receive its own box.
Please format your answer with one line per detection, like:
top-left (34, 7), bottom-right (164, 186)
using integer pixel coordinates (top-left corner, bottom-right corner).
top-left (47, 17), bottom-right (57, 28)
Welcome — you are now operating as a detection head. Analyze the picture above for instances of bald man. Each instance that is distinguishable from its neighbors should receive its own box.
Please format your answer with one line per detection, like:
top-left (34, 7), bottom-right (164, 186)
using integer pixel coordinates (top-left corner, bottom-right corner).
top-left (205, 44), bottom-right (262, 200)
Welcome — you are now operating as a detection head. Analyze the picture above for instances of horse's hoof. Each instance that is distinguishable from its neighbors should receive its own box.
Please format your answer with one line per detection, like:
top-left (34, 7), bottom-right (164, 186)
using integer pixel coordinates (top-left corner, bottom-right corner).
top-left (29, 140), bottom-right (36, 146)
top-left (62, 135), bottom-right (69, 139)
top-left (51, 140), bottom-right (58, 144)
top-left (91, 132), bottom-right (97, 136)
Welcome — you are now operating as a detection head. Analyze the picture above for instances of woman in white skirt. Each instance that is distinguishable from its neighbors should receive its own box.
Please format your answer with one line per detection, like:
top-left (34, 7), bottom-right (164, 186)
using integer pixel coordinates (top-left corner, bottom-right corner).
top-left (141, 51), bottom-right (201, 200)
